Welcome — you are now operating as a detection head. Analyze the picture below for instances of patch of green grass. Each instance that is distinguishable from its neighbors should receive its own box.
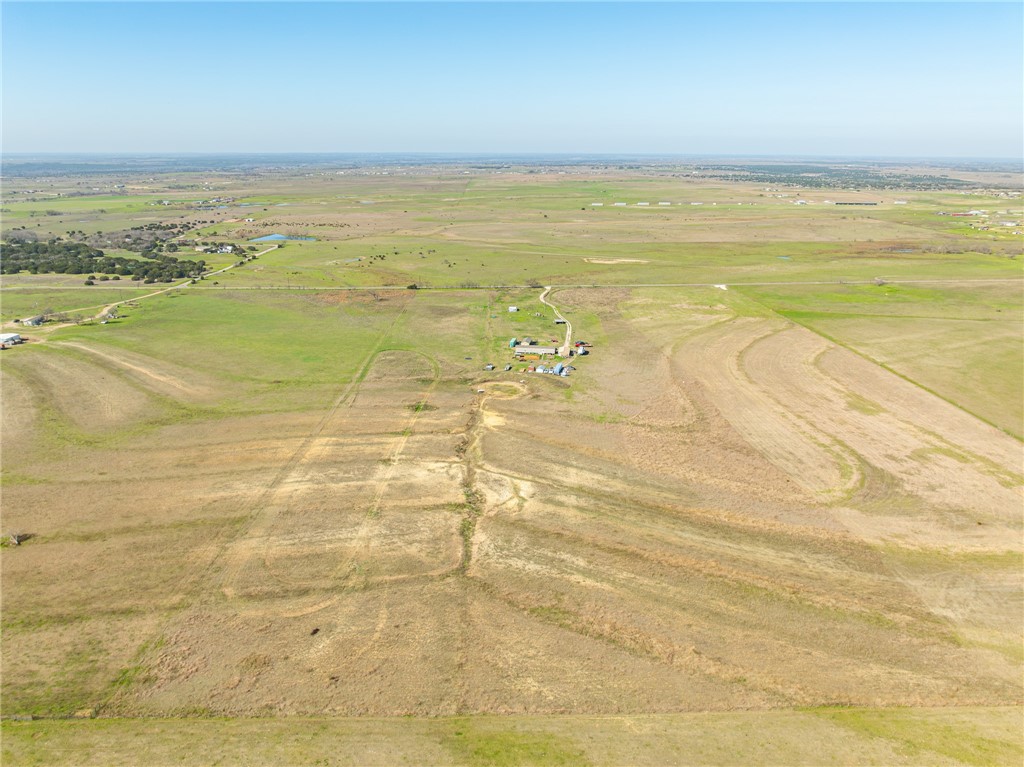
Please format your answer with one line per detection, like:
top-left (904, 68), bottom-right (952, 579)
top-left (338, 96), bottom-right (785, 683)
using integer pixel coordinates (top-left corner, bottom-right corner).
top-left (439, 720), bottom-right (592, 767)
top-left (2, 708), bottom-right (1021, 766)
top-left (875, 544), bottom-right (1024, 572)
top-left (744, 280), bottom-right (1022, 320)
top-left (408, 402), bottom-right (438, 412)
top-left (813, 707), bottom-right (1024, 767)
top-left (845, 392), bottom-right (885, 415)
top-left (0, 472), bottom-right (47, 487)
top-left (2, 639), bottom-right (108, 718)
top-left (49, 289), bottom-right (391, 388)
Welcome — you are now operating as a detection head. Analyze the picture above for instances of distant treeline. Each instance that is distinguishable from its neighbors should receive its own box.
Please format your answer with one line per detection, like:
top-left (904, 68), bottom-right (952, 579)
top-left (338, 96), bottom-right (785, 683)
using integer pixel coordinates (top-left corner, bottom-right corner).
top-left (694, 164), bottom-right (978, 190)
top-left (0, 240), bottom-right (206, 283)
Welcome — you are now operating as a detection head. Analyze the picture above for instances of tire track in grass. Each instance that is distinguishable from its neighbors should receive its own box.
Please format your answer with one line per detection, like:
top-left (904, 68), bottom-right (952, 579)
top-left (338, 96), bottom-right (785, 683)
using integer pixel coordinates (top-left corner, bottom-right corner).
top-left (98, 296), bottom-right (412, 713)
top-left (232, 350), bottom-right (444, 619)
top-left (212, 298), bottom-right (414, 599)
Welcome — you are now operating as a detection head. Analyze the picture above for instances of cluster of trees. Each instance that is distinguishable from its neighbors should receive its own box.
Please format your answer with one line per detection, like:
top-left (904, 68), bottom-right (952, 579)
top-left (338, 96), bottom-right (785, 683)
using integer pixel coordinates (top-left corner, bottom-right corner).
top-left (0, 241), bottom-right (206, 283)
top-left (7, 223), bottom-right (192, 254)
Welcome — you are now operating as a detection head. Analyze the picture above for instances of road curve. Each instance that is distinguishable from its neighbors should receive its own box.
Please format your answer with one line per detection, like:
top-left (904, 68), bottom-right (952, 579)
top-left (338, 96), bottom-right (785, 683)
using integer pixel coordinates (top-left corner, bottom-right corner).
top-left (539, 286), bottom-right (572, 357)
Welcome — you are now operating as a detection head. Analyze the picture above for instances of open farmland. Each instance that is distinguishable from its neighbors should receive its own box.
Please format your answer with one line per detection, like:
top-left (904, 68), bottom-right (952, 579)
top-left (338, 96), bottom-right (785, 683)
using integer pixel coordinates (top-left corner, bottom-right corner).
top-left (1, 161), bottom-right (1022, 764)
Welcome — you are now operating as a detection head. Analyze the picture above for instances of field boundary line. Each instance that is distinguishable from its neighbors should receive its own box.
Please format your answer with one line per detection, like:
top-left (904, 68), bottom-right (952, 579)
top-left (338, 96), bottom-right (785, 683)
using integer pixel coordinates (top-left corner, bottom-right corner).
top-left (733, 288), bottom-right (1023, 442)
top-left (152, 276), bottom-right (1024, 294)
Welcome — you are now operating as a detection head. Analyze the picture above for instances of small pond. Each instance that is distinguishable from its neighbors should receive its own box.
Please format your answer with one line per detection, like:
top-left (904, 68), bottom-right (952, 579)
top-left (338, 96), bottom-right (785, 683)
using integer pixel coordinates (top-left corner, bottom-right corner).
top-left (249, 233), bottom-right (316, 242)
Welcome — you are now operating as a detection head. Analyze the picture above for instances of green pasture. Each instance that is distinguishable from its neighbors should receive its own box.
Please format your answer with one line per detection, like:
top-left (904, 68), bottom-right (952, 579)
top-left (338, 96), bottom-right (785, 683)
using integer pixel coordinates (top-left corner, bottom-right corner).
top-left (2, 285), bottom-right (568, 440)
top-left (0, 194), bottom-right (192, 238)
top-left (3, 707), bottom-right (1019, 767)
top-left (379, 287), bottom-right (567, 368)
top-left (48, 290), bottom-right (390, 389)
top-left (6, 178), bottom-right (1019, 290)
top-left (2, 194), bottom-right (165, 217)
top-left (0, 288), bottom-right (153, 322)
top-left (201, 234), bottom-right (1023, 289)
top-left (738, 280), bottom-right (1023, 320)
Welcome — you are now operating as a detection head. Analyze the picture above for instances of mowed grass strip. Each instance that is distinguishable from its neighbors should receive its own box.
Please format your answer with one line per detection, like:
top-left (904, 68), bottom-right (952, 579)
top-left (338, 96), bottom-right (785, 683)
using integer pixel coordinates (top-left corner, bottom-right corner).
top-left (2, 708), bottom-right (1020, 766)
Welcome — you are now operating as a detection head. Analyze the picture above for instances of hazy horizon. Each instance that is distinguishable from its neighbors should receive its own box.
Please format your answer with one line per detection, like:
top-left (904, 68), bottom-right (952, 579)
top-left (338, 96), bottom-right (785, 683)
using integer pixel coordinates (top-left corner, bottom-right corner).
top-left (3, 2), bottom-right (1022, 157)
top-left (3, 151), bottom-right (1022, 159)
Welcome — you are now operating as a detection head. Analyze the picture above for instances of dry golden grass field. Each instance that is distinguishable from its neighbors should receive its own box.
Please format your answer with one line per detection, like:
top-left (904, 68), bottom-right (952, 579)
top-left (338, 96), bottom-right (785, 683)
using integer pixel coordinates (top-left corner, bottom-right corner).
top-left (1, 163), bottom-right (1022, 765)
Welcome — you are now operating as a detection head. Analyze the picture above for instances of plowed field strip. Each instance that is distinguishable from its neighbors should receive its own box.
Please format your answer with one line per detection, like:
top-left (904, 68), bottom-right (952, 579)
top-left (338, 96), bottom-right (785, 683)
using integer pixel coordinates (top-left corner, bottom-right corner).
top-left (673, 317), bottom-right (856, 500)
top-left (775, 310), bottom-right (1024, 441)
top-left (742, 326), bottom-right (1022, 518)
top-left (496, 515), bottom-right (918, 622)
top-left (817, 346), bottom-right (1022, 470)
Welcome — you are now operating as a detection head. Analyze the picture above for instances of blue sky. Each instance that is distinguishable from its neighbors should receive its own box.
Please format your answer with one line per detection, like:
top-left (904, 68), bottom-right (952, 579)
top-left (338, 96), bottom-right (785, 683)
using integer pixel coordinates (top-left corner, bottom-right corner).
top-left (2, 2), bottom-right (1022, 156)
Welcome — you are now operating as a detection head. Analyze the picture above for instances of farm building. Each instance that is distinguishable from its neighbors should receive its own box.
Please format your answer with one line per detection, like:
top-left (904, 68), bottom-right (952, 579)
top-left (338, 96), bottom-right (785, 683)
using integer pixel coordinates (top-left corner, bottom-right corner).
top-left (515, 346), bottom-right (558, 356)
top-left (508, 306), bottom-right (518, 313)
top-left (509, 338), bottom-right (518, 348)
top-left (21, 316), bottom-right (43, 327)
top-left (0, 333), bottom-right (23, 346)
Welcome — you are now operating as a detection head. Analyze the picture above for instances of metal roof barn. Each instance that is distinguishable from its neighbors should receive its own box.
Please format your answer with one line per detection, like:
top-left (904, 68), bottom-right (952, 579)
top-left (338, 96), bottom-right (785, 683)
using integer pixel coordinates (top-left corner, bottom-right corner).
top-left (514, 346), bottom-right (558, 356)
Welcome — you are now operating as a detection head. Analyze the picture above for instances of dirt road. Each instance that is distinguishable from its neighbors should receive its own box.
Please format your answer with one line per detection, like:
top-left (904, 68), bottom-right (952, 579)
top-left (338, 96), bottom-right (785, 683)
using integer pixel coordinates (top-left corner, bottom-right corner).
top-left (91, 246), bottom-right (278, 321)
top-left (539, 286), bottom-right (572, 356)
top-left (6, 247), bottom-right (279, 335)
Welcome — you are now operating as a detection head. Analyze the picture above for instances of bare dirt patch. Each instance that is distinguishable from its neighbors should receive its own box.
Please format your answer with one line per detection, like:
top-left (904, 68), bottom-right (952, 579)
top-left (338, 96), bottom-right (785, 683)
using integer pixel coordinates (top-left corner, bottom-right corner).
top-left (53, 341), bottom-right (219, 404)
top-left (582, 258), bottom-right (650, 264)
